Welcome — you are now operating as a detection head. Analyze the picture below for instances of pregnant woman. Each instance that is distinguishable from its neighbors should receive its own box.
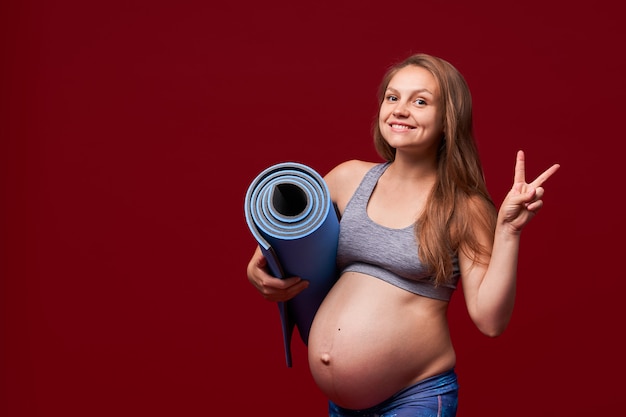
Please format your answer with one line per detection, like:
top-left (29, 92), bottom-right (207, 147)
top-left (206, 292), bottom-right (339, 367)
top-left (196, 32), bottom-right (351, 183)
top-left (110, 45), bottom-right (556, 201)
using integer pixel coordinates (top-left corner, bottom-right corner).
top-left (246, 53), bottom-right (560, 417)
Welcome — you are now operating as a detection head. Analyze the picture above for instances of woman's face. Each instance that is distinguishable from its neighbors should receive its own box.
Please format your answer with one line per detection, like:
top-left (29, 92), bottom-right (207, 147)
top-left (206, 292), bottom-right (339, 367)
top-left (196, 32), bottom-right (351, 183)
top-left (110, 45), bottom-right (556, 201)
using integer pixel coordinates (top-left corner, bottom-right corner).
top-left (378, 65), bottom-right (444, 154)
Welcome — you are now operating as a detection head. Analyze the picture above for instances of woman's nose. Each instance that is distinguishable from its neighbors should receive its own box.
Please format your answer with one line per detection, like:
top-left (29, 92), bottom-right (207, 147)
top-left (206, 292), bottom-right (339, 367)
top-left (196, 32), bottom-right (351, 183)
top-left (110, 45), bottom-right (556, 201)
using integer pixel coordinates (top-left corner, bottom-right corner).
top-left (392, 103), bottom-right (409, 117)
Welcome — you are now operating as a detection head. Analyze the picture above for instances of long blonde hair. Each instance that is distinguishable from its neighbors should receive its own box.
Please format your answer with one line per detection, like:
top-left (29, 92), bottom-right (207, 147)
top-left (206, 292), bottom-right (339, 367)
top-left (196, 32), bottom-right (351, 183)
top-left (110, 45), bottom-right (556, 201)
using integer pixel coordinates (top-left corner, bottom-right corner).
top-left (373, 53), bottom-right (497, 285)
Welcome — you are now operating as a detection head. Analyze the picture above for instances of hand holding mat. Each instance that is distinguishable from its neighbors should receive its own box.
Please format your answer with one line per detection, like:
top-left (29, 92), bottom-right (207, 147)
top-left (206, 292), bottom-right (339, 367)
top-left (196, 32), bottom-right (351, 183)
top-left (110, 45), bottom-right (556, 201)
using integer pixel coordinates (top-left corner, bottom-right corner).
top-left (244, 162), bottom-right (340, 367)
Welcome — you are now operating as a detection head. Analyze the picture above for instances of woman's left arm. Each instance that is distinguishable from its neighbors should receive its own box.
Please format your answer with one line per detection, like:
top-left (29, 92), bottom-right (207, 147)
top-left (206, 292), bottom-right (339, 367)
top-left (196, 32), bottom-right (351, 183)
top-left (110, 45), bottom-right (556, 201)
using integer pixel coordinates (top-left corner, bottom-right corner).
top-left (461, 150), bottom-right (560, 337)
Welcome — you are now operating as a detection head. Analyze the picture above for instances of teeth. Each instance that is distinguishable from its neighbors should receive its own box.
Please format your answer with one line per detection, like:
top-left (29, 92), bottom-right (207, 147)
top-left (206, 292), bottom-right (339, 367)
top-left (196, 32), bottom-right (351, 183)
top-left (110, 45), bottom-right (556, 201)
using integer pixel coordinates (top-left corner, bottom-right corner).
top-left (391, 124), bottom-right (411, 129)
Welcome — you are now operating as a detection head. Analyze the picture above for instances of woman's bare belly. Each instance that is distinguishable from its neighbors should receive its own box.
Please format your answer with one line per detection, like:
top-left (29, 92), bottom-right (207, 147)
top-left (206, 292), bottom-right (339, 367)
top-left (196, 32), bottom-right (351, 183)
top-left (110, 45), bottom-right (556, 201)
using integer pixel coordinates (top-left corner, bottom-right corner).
top-left (307, 271), bottom-right (456, 410)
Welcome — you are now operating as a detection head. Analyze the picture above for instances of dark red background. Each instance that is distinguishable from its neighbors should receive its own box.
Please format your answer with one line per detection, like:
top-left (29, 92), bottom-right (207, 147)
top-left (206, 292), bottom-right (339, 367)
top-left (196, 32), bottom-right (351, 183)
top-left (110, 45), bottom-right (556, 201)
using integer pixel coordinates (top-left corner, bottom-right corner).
top-left (1, 1), bottom-right (624, 416)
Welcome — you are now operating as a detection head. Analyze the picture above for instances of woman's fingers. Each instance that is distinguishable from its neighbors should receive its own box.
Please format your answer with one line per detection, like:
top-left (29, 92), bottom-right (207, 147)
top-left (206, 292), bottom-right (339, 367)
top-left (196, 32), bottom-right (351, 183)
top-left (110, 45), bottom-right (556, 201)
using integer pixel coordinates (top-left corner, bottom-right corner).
top-left (530, 163), bottom-right (560, 188)
top-left (514, 150), bottom-right (560, 189)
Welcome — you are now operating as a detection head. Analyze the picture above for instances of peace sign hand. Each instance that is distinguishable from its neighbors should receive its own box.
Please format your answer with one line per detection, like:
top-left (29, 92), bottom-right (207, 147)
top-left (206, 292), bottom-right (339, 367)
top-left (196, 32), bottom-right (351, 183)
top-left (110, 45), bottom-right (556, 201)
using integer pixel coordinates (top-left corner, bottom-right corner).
top-left (498, 150), bottom-right (560, 234)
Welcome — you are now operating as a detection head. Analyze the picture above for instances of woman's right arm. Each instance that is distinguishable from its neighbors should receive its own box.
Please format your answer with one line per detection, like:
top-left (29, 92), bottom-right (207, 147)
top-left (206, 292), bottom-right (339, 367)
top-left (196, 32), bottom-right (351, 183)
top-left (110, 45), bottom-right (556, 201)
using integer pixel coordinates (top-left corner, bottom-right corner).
top-left (246, 245), bottom-right (309, 302)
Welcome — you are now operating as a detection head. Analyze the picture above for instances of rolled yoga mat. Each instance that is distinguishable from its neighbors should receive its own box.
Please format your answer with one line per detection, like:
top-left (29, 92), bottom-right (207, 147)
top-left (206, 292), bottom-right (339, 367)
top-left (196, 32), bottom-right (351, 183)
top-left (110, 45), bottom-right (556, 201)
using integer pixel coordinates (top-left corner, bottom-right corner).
top-left (244, 162), bottom-right (340, 367)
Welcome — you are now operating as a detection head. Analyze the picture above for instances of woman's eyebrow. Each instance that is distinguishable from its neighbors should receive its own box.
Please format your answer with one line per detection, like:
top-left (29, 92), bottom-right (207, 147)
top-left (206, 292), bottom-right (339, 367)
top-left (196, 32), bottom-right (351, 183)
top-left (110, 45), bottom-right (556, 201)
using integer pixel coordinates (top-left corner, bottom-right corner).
top-left (386, 86), bottom-right (434, 96)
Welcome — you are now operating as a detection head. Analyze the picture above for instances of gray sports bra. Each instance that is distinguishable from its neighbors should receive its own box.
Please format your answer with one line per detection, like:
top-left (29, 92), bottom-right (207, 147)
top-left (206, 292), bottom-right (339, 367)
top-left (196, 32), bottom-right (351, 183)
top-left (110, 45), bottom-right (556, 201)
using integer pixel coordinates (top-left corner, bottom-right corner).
top-left (336, 162), bottom-right (459, 301)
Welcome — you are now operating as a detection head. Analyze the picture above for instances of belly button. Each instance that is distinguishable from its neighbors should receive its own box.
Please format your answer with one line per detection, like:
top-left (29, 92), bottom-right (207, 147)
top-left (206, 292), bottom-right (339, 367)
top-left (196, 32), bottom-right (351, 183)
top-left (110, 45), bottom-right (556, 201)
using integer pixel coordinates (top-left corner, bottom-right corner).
top-left (320, 353), bottom-right (331, 365)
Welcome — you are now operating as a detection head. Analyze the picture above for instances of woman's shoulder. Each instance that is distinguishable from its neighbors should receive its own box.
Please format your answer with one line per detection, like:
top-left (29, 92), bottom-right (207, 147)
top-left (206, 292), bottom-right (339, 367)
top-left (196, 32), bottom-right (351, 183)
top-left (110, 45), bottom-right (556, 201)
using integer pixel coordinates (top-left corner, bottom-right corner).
top-left (324, 160), bottom-right (380, 211)
top-left (325, 159), bottom-right (379, 180)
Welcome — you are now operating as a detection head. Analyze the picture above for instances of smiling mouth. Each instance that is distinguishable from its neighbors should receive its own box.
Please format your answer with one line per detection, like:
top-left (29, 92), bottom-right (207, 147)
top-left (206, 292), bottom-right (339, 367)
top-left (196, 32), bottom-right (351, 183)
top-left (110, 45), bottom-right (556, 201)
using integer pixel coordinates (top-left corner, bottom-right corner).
top-left (390, 124), bottom-right (415, 130)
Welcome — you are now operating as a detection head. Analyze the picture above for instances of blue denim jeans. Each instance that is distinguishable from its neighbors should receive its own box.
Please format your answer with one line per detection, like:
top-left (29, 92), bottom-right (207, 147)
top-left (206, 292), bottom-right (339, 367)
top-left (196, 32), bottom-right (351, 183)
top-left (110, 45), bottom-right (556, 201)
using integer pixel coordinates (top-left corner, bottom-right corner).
top-left (328, 368), bottom-right (458, 417)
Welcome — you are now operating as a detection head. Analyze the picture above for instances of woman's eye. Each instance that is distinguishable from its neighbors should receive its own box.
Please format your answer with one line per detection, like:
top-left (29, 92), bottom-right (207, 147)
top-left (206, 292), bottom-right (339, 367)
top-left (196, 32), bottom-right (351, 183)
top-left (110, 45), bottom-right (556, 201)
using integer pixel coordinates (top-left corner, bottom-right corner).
top-left (386, 95), bottom-right (398, 102)
top-left (415, 98), bottom-right (426, 105)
